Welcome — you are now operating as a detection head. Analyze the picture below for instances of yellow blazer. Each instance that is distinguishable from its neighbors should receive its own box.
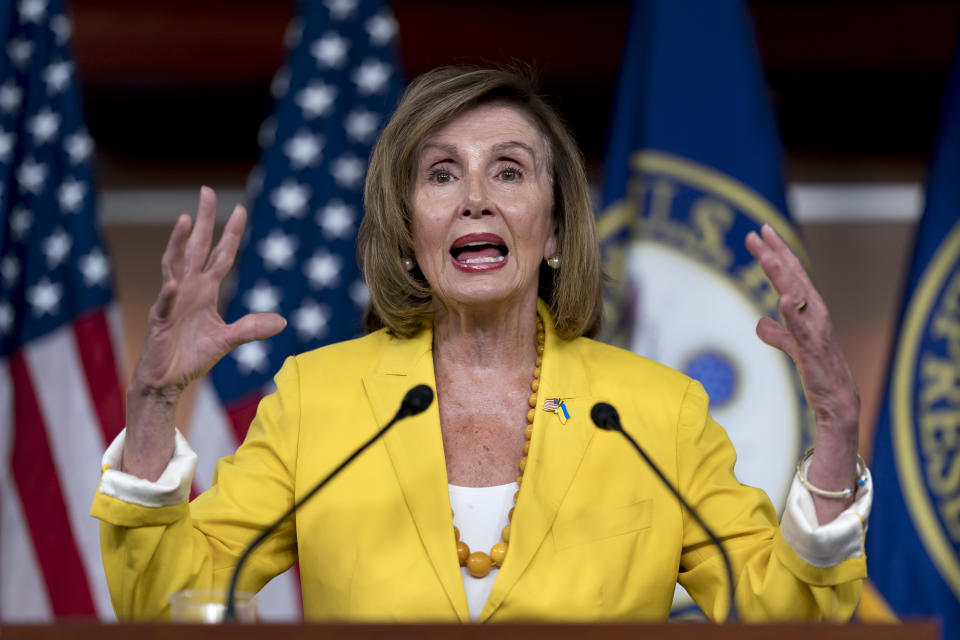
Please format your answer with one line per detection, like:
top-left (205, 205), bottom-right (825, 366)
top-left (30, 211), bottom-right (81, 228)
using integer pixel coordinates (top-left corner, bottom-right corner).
top-left (92, 302), bottom-right (865, 622)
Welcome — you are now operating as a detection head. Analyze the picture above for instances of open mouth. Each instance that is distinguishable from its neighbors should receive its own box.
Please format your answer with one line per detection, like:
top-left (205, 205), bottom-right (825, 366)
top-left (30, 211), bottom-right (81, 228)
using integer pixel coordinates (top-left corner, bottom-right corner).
top-left (449, 233), bottom-right (509, 270)
top-left (450, 240), bottom-right (508, 264)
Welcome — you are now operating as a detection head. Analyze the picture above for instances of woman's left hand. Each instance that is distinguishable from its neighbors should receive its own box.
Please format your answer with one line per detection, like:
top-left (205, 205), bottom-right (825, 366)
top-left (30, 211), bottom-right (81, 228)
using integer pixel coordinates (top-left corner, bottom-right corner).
top-left (745, 224), bottom-right (861, 523)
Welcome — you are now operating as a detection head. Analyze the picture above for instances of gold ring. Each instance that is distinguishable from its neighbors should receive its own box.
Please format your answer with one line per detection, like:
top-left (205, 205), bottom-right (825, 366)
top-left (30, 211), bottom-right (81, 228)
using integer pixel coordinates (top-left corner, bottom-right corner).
top-left (795, 298), bottom-right (808, 312)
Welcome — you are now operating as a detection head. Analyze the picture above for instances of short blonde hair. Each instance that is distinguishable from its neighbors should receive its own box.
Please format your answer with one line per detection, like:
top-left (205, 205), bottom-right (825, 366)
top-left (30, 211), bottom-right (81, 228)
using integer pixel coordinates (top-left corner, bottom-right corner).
top-left (359, 66), bottom-right (603, 339)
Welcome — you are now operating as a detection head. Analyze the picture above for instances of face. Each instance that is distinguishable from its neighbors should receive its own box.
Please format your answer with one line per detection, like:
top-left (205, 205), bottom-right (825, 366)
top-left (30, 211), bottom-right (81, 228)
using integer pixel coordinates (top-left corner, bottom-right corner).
top-left (410, 103), bottom-right (557, 313)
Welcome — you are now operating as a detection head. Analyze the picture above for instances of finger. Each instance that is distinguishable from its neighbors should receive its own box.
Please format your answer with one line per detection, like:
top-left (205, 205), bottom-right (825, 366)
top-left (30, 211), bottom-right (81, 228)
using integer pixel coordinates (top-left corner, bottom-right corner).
top-left (184, 186), bottom-right (218, 274)
top-left (151, 280), bottom-right (179, 321)
top-left (745, 230), bottom-right (801, 300)
top-left (224, 312), bottom-right (287, 349)
top-left (755, 316), bottom-right (798, 360)
top-left (760, 224), bottom-right (816, 291)
top-left (160, 213), bottom-right (192, 283)
top-left (205, 204), bottom-right (247, 279)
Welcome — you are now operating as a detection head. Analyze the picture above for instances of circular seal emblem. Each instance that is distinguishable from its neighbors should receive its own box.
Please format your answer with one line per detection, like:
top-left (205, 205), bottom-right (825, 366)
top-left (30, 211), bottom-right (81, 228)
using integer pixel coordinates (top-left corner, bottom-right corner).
top-left (892, 219), bottom-right (960, 600)
top-left (598, 150), bottom-right (816, 613)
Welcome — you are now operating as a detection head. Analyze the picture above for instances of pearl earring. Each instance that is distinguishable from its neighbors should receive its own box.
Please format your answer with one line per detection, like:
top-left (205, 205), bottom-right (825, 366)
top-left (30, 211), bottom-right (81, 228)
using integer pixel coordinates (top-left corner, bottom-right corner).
top-left (547, 254), bottom-right (560, 269)
top-left (402, 257), bottom-right (415, 271)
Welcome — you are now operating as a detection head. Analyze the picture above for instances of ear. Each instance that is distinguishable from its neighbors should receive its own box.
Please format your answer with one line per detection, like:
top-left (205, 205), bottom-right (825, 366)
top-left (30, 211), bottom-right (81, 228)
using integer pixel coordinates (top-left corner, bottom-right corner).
top-left (543, 225), bottom-right (559, 261)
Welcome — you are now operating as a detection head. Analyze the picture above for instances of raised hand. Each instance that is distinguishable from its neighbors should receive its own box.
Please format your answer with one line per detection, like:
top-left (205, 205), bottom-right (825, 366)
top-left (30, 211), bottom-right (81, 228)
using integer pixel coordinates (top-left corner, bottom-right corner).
top-left (745, 224), bottom-right (860, 523)
top-left (123, 187), bottom-right (286, 480)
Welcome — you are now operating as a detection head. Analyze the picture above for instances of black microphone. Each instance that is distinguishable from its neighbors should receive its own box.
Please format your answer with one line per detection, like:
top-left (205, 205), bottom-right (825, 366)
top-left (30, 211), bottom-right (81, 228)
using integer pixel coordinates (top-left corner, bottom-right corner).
top-left (224, 384), bottom-right (434, 621)
top-left (590, 402), bottom-right (739, 622)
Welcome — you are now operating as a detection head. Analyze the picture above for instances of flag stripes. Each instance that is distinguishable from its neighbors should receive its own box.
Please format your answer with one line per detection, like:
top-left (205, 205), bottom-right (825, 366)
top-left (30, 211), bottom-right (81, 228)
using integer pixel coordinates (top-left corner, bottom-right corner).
top-left (10, 350), bottom-right (97, 616)
top-left (73, 311), bottom-right (124, 444)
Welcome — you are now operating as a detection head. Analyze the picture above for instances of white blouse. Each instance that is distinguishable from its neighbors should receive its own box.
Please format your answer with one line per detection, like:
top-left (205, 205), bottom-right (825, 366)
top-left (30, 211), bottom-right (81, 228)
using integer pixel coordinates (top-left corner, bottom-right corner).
top-left (448, 482), bottom-right (518, 621)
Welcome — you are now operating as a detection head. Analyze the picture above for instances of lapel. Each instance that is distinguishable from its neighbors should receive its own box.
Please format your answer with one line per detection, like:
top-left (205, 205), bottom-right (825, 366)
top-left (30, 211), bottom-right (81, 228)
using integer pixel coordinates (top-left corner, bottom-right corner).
top-left (478, 300), bottom-right (597, 622)
top-left (360, 327), bottom-right (470, 622)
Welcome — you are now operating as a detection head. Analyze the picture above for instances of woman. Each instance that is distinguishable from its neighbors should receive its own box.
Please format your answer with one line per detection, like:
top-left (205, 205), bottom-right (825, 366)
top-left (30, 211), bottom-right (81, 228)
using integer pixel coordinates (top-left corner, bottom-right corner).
top-left (92, 67), bottom-right (869, 622)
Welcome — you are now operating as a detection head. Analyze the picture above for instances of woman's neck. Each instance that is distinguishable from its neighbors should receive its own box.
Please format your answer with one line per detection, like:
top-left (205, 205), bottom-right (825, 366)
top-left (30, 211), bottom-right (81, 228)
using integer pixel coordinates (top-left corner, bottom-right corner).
top-left (432, 298), bottom-right (540, 371)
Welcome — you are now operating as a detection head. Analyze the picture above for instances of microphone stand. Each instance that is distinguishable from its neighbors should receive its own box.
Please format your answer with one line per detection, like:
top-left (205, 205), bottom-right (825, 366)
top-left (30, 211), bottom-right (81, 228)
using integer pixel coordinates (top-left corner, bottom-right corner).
top-left (223, 384), bottom-right (434, 621)
top-left (591, 402), bottom-right (739, 622)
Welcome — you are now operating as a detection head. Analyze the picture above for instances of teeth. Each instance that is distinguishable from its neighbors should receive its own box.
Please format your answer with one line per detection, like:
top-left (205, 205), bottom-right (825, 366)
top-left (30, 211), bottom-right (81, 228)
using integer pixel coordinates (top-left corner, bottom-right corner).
top-left (462, 255), bottom-right (505, 264)
top-left (460, 241), bottom-right (493, 248)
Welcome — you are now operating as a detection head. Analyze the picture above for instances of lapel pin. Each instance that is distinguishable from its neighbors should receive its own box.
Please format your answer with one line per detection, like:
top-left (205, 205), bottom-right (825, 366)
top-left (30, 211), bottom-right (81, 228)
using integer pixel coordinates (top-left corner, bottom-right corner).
top-left (543, 398), bottom-right (570, 424)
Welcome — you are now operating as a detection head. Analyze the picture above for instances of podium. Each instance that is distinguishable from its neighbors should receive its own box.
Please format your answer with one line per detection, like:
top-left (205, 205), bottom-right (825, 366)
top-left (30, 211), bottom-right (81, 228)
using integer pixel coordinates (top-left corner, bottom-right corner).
top-left (0, 623), bottom-right (940, 639)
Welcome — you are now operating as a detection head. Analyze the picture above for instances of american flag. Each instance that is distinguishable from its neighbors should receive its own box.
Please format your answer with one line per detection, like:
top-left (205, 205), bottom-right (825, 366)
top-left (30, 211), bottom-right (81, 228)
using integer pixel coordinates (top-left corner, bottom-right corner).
top-left (187, 0), bottom-right (403, 620)
top-left (0, 0), bottom-right (124, 621)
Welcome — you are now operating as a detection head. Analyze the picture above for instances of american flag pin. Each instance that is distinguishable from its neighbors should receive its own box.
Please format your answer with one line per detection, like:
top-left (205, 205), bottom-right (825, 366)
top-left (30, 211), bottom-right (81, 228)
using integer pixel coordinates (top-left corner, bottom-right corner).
top-left (542, 398), bottom-right (570, 424)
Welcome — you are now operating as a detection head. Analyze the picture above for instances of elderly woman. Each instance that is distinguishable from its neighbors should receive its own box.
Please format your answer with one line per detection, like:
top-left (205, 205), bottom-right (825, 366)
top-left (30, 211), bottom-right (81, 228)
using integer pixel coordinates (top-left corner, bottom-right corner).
top-left (92, 67), bottom-right (870, 622)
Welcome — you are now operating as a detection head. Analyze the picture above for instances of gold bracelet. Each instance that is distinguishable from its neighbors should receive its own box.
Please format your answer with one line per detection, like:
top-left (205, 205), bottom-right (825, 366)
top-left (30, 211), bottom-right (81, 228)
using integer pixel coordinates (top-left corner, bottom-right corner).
top-left (795, 448), bottom-right (868, 500)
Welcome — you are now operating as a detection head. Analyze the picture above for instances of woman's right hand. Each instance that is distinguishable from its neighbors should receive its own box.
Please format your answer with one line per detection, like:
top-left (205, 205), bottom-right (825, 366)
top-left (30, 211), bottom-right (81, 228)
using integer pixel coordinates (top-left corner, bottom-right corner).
top-left (123, 187), bottom-right (286, 480)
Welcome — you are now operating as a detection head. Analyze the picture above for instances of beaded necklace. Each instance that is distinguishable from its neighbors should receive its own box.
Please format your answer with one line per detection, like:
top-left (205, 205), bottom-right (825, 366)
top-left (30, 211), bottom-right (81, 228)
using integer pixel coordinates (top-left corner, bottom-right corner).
top-left (452, 315), bottom-right (544, 579)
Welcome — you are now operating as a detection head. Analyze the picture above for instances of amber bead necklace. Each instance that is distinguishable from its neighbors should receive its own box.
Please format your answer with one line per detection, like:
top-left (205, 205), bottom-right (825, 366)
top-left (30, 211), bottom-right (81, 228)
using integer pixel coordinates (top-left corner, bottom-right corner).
top-left (452, 315), bottom-right (545, 579)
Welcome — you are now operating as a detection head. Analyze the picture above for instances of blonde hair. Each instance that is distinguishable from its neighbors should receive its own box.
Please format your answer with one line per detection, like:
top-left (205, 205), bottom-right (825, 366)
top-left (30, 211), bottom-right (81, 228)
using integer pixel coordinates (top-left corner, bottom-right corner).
top-left (358, 66), bottom-right (603, 339)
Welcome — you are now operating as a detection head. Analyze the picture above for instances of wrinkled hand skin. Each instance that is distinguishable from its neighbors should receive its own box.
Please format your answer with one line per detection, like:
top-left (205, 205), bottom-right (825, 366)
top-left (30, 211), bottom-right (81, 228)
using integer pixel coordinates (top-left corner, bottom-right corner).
top-left (745, 224), bottom-right (860, 524)
top-left (123, 187), bottom-right (286, 481)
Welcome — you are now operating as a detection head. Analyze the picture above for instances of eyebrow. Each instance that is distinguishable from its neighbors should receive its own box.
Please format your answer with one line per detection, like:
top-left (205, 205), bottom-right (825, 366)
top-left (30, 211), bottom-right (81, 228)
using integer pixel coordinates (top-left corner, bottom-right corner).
top-left (492, 140), bottom-right (537, 158)
top-left (420, 139), bottom-right (541, 169)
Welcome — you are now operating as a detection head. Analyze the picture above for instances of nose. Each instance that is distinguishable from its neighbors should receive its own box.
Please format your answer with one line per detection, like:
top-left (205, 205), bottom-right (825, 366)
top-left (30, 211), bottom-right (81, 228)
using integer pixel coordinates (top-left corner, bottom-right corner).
top-left (460, 174), bottom-right (494, 218)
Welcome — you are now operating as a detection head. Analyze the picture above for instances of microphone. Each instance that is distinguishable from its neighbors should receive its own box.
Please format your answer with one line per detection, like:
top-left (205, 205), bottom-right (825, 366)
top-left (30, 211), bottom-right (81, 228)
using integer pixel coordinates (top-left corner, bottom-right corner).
top-left (590, 402), bottom-right (739, 622)
top-left (224, 384), bottom-right (434, 621)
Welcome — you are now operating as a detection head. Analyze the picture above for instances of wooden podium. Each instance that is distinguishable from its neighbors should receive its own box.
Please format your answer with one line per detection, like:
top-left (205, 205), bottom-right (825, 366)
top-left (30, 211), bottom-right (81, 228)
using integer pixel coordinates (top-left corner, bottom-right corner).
top-left (0, 622), bottom-right (940, 639)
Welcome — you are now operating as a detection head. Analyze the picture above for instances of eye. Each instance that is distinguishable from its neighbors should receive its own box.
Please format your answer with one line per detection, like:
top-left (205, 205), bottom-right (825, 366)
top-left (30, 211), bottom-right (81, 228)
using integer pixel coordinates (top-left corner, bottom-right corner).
top-left (428, 167), bottom-right (455, 184)
top-left (499, 166), bottom-right (523, 182)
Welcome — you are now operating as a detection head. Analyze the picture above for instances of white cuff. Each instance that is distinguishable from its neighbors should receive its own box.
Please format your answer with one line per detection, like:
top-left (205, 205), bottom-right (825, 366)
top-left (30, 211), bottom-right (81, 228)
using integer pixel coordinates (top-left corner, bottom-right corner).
top-left (779, 463), bottom-right (873, 568)
top-left (97, 427), bottom-right (198, 508)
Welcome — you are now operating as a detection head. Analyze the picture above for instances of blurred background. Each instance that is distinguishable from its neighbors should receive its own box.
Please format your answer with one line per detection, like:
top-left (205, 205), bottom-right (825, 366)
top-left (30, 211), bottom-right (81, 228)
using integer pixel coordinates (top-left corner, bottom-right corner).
top-left (78, 0), bottom-right (960, 448)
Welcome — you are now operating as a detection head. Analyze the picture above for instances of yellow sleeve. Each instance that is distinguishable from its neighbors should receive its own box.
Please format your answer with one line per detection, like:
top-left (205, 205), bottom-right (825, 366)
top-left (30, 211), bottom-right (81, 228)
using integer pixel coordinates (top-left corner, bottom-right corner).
top-left (90, 357), bottom-right (302, 620)
top-left (675, 380), bottom-right (866, 621)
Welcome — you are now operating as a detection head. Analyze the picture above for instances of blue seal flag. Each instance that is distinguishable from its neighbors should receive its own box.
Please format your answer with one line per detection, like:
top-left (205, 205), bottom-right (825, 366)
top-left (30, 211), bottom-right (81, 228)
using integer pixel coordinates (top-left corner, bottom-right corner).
top-left (597, 0), bottom-right (814, 613)
top-left (599, 0), bottom-right (813, 516)
top-left (865, 34), bottom-right (960, 632)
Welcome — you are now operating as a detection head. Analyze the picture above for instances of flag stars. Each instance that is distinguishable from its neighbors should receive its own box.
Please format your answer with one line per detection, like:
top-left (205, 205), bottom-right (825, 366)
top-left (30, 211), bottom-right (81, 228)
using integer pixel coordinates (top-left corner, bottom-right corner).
top-left (233, 341), bottom-right (270, 375)
top-left (331, 154), bottom-right (365, 189)
top-left (243, 280), bottom-right (282, 313)
top-left (292, 300), bottom-right (331, 340)
top-left (283, 130), bottom-right (324, 170)
top-left (18, 0), bottom-right (47, 23)
top-left (311, 33), bottom-right (349, 68)
top-left (1, 255), bottom-right (20, 286)
top-left (0, 301), bottom-right (13, 335)
top-left (0, 82), bottom-right (23, 114)
top-left (64, 130), bottom-right (93, 163)
top-left (283, 17), bottom-right (304, 49)
top-left (26, 277), bottom-right (63, 316)
top-left (42, 227), bottom-right (71, 268)
top-left (50, 14), bottom-right (71, 44)
top-left (258, 229), bottom-right (298, 271)
top-left (366, 11), bottom-right (398, 46)
top-left (16, 158), bottom-right (47, 194)
top-left (270, 178), bottom-right (311, 219)
top-left (349, 279), bottom-right (370, 308)
top-left (295, 80), bottom-right (337, 119)
top-left (352, 59), bottom-right (391, 95)
top-left (324, 0), bottom-right (358, 20)
top-left (258, 117), bottom-right (277, 150)
top-left (7, 38), bottom-right (33, 70)
top-left (345, 108), bottom-right (380, 143)
top-left (271, 68), bottom-right (290, 100)
top-left (43, 60), bottom-right (72, 94)
top-left (79, 249), bottom-right (110, 287)
top-left (317, 199), bottom-right (355, 239)
top-left (304, 249), bottom-right (342, 289)
top-left (10, 208), bottom-right (32, 239)
top-left (58, 177), bottom-right (87, 213)
top-left (0, 128), bottom-right (15, 163)
top-left (27, 108), bottom-right (61, 145)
